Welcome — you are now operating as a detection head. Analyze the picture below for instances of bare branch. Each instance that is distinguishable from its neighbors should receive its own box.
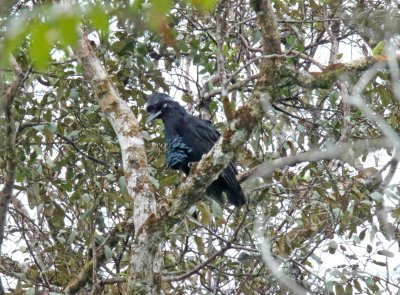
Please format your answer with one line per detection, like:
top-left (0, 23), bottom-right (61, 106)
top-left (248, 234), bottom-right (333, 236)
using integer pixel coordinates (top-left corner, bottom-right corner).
top-left (163, 208), bottom-right (248, 282)
top-left (254, 218), bottom-right (309, 294)
top-left (345, 63), bottom-right (400, 147)
top-left (382, 159), bottom-right (399, 187)
top-left (64, 222), bottom-right (131, 294)
top-left (239, 139), bottom-right (394, 182)
top-left (56, 132), bottom-right (110, 167)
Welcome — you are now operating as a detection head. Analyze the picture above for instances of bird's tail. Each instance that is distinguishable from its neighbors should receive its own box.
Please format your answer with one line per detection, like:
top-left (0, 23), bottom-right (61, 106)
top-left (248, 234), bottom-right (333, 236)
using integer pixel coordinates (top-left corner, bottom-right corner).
top-left (206, 181), bottom-right (246, 208)
top-left (206, 182), bottom-right (224, 205)
top-left (226, 187), bottom-right (246, 208)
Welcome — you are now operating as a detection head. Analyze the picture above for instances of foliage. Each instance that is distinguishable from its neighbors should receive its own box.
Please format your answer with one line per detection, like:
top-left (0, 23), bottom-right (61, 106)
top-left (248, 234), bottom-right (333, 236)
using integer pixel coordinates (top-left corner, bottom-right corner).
top-left (0, 0), bottom-right (400, 294)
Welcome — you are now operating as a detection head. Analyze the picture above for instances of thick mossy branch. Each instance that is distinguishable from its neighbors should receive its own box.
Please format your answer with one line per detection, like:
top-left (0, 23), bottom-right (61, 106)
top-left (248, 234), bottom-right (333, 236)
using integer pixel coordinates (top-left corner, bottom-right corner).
top-left (158, 91), bottom-right (264, 224)
top-left (252, 0), bottom-right (283, 99)
top-left (73, 28), bottom-right (160, 295)
top-left (251, 0), bottom-right (281, 55)
top-left (286, 55), bottom-right (390, 89)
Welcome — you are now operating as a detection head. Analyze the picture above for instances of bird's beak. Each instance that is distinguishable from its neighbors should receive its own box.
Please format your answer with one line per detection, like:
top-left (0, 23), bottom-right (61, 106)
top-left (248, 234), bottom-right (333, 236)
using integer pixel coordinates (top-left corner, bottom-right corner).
top-left (146, 110), bottom-right (162, 124)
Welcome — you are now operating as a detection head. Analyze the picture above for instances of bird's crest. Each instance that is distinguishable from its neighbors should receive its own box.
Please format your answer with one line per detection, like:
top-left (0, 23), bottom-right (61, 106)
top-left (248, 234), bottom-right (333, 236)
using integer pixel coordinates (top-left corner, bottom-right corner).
top-left (146, 92), bottom-right (171, 107)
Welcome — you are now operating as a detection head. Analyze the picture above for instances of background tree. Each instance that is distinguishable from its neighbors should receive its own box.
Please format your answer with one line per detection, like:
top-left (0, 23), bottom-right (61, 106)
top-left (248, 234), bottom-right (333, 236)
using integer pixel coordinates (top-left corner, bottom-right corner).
top-left (0, 0), bottom-right (400, 294)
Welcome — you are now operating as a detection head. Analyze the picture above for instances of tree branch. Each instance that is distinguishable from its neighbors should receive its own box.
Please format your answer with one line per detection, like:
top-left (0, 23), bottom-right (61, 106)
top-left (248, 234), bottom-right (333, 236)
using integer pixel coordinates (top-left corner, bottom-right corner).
top-left (163, 207), bottom-right (247, 282)
top-left (238, 138), bottom-right (394, 182)
top-left (73, 28), bottom-right (160, 294)
top-left (64, 222), bottom-right (131, 294)
top-left (251, 0), bottom-right (281, 55)
top-left (157, 0), bottom-right (282, 239)
top-left (56, 132), bottom-right (110, 167)
top-left (287, 55), bottom-right (392, 89)
top-left (0, 56), bottom-right (24, 258)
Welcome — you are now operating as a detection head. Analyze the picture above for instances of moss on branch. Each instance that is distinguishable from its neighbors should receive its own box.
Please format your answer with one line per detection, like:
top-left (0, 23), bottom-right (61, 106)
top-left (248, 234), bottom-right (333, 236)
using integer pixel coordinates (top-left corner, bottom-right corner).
top-left (286, 55), bottom-right (391, 89)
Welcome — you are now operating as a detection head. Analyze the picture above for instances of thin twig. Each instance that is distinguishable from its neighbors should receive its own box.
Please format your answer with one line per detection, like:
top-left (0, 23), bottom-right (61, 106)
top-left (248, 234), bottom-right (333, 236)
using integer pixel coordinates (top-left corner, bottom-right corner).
top-left (163, 206), bottom-right (248, 282)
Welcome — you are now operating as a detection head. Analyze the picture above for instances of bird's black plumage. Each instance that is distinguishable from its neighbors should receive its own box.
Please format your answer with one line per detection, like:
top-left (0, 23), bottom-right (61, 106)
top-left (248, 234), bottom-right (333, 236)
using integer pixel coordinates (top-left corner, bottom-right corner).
top-left (146, 92), bottom-right (245, 207)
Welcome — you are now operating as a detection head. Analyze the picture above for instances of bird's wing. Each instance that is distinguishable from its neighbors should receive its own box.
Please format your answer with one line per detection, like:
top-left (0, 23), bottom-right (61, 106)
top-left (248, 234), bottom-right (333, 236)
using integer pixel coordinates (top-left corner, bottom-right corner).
top-left (187, 117), bottom-right (240, 190)
top-left (187, 116), bottom-right (220, 145)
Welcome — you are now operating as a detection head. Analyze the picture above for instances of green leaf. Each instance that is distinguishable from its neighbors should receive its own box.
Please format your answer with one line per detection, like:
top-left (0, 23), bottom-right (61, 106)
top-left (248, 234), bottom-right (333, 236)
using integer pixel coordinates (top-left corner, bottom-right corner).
top-left (141, 130), bottom-right (152, 141)
top-left (326, 281), bottom-right (334, 292)
top-left (335, 284), bottom-right (345, 295)
top-left (149, 176), bottom-right (160, 189)
top-left (377, 249), bottom-right (394, 257)
top-left (370, 192), bottom-right (383, 202)
top-left (147, 0), bottom-right (172, 33)
top-left (353, 280), bottom-right (362, 292)
top-left (392, 207), bottom-right (400, 218)
top-left (376, 86), bottom-right (392, 107)
top-left (181, 94), bottom-right (193, 103)
top-left (208, 101), bottom-right (218, 112)
top-left (81, 193), bottom-right (92, 203)
top-left (188, 0), bottom-right (216, 10)
top-left (328, 240), bottom-right (338, 254)
top-left (30, 23), bottom-right (52, 69)
top-left (210, 199), bottom-right (223, 219)
top-left (164, 253), bottom-right (175, 266)
top-left (67, 130), bottom-right (80, 140)
top-left (359, 229), bottom-right (366, 241)
top-left (160, 174), bottom-right (179, 186)
top-left (390, 114), bottom-right (397, 128)
top-left (252, 30), bottom-right (262, 44)
top-left (2, 18), bottom-right (30, 65)
top-left (194, 236), bottom-right (205, 254)
top-left (353, 235), bottom-right (361, 245)
top-left (118, 176), bottom-right (129, 196)
top-left (89, 5), bottom-right (109, 33)
top-left (344, 283), bottom-right (352, 294)
top-left (198, 202), bottom-right (211, 225)
top-left (151, 0), bottom-right (172, 13)
top-left (45, 122), bottom-right (57, 135)
top-left (104, 245), bottom-right (113, 260)
top-left (44, 110), bottom-right (52, 122)
top-left (80, 204), bottom-right (96, 220)
top-left (56, 235), bottom-right (66, 244)
top-left (67, 230), bottom-right (77, 244)
top-left (70, 88), bottom-right (80, 100)
top-left (14, 272), bottom-right (27, 279)
top-left (52, 203), bottom-right (65, 228)
top-left (372, 41), bottom-right (385, 56)
top-left (57, 15), bottom-right (79, 47)
top-left (372, 260), bottom-right (387, 266)
top-left (366, 277), bottom-right (374, 288)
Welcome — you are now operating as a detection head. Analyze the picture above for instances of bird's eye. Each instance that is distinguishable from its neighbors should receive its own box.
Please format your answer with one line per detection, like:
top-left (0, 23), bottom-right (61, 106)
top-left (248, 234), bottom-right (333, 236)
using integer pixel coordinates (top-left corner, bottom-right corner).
top-left (163, 103), bottom-right (167, 108)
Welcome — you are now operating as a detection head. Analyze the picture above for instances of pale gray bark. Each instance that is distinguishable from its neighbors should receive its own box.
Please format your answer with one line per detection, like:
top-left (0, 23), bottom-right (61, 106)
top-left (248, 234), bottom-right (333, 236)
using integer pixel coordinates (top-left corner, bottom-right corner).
top-left (73, 28), bottom-right (161, 294)
top-left (0, 56), bottom-right (25, 295)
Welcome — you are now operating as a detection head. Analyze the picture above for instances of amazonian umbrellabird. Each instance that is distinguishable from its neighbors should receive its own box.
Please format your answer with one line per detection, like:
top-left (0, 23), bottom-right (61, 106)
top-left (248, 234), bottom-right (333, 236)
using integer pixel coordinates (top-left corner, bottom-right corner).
top-left (146, 93), bottom-right (245, 207)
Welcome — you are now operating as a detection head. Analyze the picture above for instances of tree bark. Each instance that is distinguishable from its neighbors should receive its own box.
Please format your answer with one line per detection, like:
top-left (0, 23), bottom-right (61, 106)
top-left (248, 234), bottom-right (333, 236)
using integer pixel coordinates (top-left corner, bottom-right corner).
top-left (0, 56), bottom-right (24, 295)
top-left (73, 28), bottom-right (161, 294)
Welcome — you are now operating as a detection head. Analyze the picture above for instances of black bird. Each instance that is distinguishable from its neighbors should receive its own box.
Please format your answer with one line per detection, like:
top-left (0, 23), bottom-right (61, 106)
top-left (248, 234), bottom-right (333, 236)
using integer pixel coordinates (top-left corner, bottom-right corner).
top-left (146, 93), bottom-right (245, 207)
